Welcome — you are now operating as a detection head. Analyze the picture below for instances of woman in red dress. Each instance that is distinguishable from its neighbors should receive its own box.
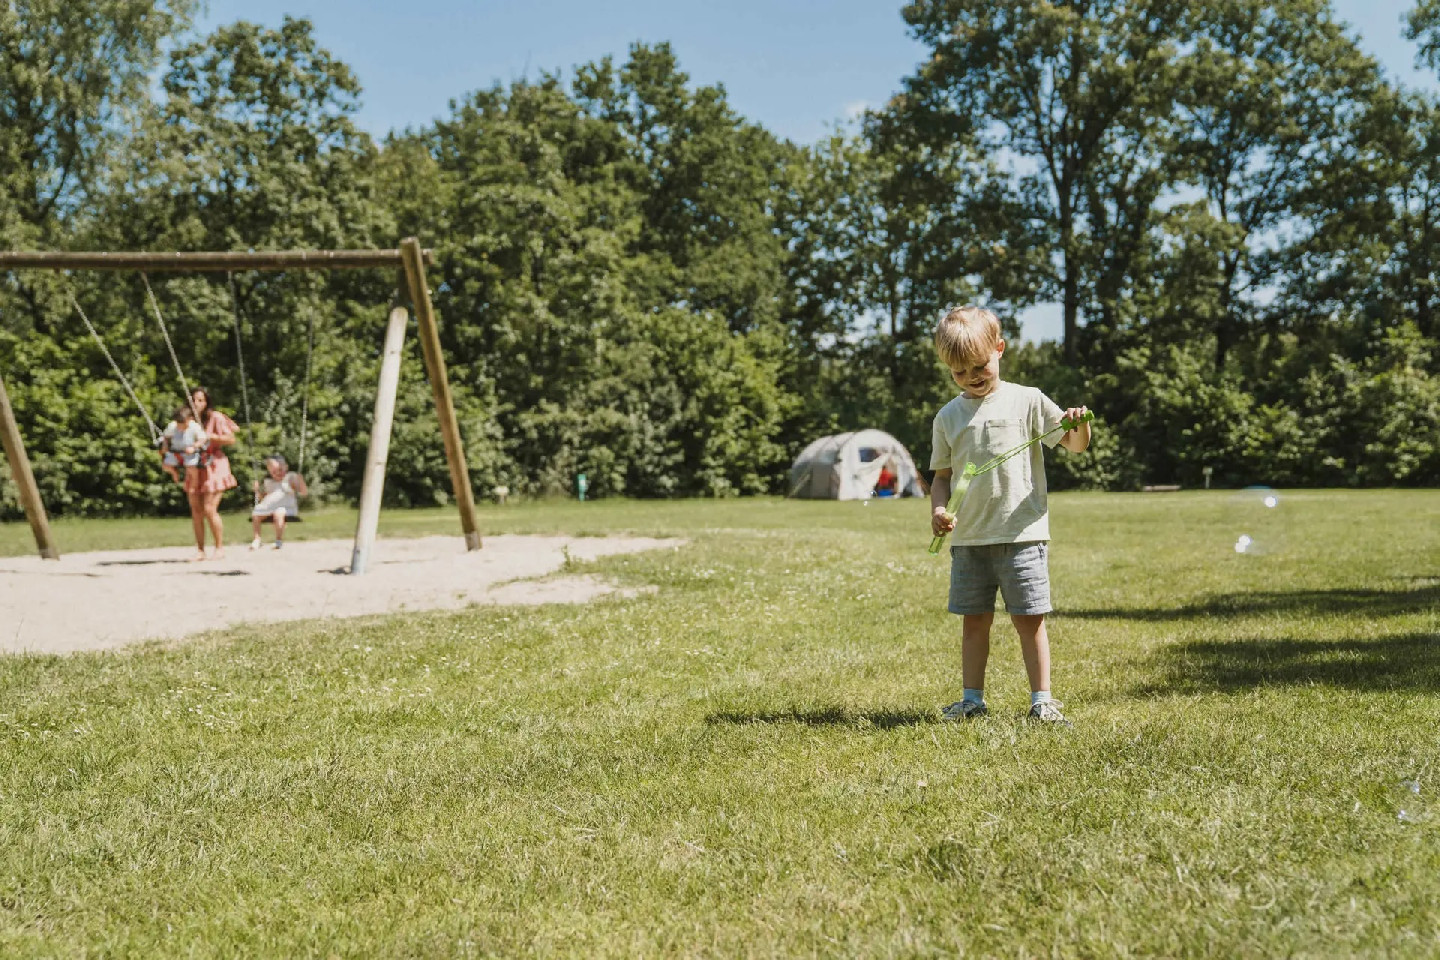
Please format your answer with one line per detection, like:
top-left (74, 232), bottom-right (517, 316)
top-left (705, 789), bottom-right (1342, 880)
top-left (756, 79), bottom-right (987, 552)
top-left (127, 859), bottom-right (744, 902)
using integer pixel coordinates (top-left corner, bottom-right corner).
top-left (183, 387), bottom-right (238, 560)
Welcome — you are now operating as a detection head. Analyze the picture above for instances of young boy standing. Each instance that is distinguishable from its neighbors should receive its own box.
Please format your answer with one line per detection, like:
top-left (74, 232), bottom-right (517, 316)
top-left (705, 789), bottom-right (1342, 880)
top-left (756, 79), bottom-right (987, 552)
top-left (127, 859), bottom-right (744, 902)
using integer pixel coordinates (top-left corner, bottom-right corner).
top-left (929, 306), bottom-right (1091, 724)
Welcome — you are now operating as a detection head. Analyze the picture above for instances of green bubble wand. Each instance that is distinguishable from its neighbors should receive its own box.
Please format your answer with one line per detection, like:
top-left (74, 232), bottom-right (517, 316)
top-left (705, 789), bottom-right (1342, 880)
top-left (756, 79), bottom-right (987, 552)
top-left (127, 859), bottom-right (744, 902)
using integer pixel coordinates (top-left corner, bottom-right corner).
top-left (928, 410), bottom-right (1094, 555)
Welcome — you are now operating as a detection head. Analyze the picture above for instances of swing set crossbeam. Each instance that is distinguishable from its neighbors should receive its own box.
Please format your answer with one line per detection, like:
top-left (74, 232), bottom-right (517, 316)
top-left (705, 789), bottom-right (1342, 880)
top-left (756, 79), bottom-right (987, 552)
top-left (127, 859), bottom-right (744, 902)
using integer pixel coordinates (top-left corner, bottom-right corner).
top-left (0, 249), bottom-right (432, 273)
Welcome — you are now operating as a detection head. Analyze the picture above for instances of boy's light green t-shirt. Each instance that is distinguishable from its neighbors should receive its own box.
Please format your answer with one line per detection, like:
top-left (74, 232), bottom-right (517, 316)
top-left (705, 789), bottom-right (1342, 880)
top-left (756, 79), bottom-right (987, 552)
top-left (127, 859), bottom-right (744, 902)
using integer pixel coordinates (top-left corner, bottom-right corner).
top-left (930, 381), bottom-right (1065, 546)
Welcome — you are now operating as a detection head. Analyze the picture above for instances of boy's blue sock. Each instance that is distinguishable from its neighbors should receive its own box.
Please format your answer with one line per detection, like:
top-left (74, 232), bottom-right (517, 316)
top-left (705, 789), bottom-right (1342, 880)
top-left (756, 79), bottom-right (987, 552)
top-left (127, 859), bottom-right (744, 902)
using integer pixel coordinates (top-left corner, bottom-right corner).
top-left (963, 688), bottom-right (985, 707)
top-left (1031, 690), bottom-right (1052, 707)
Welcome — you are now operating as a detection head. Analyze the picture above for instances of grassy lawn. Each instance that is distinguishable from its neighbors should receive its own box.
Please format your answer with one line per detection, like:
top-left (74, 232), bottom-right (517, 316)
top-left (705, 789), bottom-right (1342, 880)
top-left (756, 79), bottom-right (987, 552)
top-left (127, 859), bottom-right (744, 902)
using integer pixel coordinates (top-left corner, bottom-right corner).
top-left (1, 491), bottom-right (1438, 956)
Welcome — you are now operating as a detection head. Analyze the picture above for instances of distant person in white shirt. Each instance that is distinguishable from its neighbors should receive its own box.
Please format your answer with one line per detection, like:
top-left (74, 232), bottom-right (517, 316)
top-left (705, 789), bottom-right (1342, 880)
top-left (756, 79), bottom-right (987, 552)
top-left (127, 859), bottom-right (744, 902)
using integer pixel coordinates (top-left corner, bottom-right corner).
top-left (250, 454), bottom-right (308, 550)
top-left (929, 306), bottom-right (1092, 726)
top-left (158, 404), bottom-right (208, 485)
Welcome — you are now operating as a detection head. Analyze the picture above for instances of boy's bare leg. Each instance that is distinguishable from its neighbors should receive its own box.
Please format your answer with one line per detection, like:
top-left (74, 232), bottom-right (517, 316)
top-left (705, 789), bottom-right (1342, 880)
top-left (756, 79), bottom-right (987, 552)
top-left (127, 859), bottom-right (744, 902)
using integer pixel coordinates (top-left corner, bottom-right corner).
top-left (961, 613), bottom-right (994, 690)
top-left (251, 515), bottom-right (263, 539)
top-left (272, 510), bottom-right (287, 540)
top-left (1011, 614), bottom-right (1051, 693)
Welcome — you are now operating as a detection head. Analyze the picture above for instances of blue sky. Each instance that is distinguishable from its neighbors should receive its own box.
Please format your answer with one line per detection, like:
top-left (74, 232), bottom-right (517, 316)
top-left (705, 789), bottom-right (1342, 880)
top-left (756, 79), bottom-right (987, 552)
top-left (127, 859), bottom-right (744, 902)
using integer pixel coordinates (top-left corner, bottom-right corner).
top-left (195, 0), bottom-right (1439, 342)
top-left (194, 0), bottom-right (930, 144)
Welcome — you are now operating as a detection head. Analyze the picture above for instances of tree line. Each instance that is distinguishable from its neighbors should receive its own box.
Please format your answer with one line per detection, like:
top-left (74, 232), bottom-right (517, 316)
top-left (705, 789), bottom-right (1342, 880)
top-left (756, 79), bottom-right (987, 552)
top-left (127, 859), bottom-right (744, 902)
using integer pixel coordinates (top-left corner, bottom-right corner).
top-left (1, 0), bottom-right (1437, 518)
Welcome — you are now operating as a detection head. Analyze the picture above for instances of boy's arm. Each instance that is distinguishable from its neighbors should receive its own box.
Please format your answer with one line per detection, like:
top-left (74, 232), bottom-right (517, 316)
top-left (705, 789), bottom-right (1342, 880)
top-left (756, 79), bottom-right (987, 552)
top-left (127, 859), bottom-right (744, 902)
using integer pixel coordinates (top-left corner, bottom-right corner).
top-left (1059, 405), bottom-right (1091, 453)
top-left (290, 473), bottom-right (309, 497)
top-left (929, 412), bottom-right (953, 527)
top-left (930, 468), bottom-right (955, 536)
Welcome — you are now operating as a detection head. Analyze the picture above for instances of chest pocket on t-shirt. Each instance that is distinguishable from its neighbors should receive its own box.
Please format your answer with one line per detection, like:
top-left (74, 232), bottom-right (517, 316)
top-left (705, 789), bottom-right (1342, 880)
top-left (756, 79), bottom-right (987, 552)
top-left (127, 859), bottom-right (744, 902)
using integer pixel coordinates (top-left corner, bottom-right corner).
top-left (973, 418), bottom-right (1031, 491)
top-left (977, 419), bottom-right (1026, 460)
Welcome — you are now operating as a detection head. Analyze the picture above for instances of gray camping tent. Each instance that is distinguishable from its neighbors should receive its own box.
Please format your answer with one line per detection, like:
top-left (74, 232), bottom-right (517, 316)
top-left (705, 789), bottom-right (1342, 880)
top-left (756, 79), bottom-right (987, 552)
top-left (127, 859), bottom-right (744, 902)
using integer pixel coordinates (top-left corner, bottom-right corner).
top-left (788, 429), bottom-right (926, 500)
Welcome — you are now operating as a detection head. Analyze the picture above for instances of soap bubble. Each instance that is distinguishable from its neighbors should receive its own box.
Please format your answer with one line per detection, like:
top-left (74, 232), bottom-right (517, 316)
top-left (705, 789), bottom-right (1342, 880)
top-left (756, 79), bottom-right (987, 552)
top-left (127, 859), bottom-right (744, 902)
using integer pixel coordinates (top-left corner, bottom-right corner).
top-left (1394, 778), bottom-right (1428, 825)
top-left (1233, 532), bottom-right (1279, 556)
top-left (1228, 487), bottom-right (1285, 557)
top-left (1233, 485), bottom-right (1281, 507)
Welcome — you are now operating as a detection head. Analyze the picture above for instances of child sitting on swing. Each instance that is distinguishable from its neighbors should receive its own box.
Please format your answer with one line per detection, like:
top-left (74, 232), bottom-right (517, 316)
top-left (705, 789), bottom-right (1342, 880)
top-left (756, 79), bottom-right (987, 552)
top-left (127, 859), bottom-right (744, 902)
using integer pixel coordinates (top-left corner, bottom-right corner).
top-left (250, 454), bottom-right (308, 550)
top-left (158, 404), bottom-right (208, 485)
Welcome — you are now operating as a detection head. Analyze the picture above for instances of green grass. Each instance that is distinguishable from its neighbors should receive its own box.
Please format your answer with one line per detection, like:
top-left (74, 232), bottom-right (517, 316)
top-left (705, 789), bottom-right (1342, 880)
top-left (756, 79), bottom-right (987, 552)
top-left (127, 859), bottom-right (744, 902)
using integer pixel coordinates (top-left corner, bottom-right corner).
top-left (2, 491), bottom-right (1438, 957)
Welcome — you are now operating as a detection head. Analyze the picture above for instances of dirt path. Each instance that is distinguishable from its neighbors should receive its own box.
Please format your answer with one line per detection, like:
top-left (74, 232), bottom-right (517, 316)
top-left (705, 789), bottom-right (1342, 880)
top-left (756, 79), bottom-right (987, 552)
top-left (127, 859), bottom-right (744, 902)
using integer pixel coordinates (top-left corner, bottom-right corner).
top-left (0, 534), bottom-right (681, 654)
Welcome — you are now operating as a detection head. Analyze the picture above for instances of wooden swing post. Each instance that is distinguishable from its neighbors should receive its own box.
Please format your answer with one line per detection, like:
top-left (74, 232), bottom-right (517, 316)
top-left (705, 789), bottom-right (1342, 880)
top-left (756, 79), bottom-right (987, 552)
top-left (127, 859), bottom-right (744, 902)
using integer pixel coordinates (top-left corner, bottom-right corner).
top-left (351, 305), bottom-right (409, 575)
top-left (400, 237), bottom-right (481, 551)
top-left (0, 372), bottom-right (59, 559)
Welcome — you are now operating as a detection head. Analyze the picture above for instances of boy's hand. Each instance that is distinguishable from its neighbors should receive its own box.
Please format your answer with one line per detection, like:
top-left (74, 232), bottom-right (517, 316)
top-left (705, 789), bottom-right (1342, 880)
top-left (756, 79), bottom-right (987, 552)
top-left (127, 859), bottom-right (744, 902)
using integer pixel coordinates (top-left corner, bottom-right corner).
top-left (931, 506), bottom-right (956, 537)
top-left (1060, 405), bottom-right (1092, 453)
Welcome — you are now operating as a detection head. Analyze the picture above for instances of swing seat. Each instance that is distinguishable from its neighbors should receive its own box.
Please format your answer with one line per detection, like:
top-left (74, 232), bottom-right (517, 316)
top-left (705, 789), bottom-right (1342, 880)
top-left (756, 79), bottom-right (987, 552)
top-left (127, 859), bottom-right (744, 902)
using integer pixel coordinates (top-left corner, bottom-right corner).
top-left (256, 513), bottom-right (302, 524)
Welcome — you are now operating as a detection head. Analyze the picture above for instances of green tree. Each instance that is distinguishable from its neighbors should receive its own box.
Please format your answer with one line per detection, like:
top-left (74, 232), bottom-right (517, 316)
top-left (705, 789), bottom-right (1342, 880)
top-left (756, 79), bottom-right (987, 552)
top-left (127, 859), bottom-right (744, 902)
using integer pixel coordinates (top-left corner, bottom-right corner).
top-left (0, 0), bottom-right (195, 255)
top-left (1274, 83), bottom-right (1440, 353)
top-left (787, 121), bottom-right (1043, 455)
top-left (91, 17), bottom-right (399, 499)
top-left (1170, 0), bottom-right (1378, 367)
top-left (1073, 117), bottom-right (1172, 357)
top-left (573, 43), bottom-right (796, 334)
top-left (0, 0), bottom-right (197, 517)
top-left (899, 0), bottom-right (1188, 360)
top-left (405, 45), bottom-right (798, 497)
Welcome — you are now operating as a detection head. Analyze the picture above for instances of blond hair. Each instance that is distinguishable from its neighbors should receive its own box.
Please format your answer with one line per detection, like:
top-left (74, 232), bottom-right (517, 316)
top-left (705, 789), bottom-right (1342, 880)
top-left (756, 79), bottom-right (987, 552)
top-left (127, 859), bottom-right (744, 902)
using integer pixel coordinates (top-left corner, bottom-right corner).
top-left (935, 305), bottom-right (1002, 368)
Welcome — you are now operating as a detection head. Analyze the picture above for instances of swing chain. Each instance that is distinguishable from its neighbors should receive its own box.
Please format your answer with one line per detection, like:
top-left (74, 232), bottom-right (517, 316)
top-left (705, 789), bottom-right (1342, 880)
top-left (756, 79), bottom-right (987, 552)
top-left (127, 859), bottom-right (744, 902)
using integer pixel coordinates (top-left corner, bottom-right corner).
top-left (68, 291), bottom-right (163, 445)
top-left (226, 271), bottom-right (262, 501)
top-left (298, 303), bottom-right (315, 474)
top-left (140, 272), bottom-right (196, 419)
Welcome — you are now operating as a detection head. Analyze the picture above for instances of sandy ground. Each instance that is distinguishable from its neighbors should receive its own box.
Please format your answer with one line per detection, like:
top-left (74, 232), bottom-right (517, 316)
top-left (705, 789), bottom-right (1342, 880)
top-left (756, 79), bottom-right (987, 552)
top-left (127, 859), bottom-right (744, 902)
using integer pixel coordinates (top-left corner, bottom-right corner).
top-left (0, 534), bottom-right (682, 655)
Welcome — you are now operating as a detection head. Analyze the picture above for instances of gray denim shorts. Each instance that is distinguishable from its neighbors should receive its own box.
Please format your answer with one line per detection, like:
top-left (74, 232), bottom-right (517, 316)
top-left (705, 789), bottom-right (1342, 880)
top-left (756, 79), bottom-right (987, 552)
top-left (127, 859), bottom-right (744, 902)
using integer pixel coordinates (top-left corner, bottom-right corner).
top-left (948, 541), bottom-right (1051, 616)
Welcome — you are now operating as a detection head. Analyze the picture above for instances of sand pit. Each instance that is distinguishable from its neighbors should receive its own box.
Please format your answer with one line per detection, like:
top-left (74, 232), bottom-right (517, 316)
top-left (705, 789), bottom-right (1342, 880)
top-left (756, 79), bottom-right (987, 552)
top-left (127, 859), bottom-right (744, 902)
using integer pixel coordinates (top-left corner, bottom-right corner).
top-left (0, 534), bottom-right (682, 655)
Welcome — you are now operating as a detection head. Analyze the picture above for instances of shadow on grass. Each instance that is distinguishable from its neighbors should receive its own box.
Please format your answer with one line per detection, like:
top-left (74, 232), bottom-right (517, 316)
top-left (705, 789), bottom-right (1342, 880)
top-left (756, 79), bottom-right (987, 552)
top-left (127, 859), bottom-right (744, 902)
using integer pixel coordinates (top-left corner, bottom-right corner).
top-left (1069, 582), bottom-right (1440, 622)
top-left (706, 706), bottom-right (933, 729)
top-left (1135, 631), bottom-right (1440, 694)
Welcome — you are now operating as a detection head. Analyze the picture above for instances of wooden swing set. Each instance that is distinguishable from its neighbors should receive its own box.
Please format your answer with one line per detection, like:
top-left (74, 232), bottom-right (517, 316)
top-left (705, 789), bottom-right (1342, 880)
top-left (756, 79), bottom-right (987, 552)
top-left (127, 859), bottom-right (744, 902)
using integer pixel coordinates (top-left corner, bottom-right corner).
top-left (0, 237), bottom-right (481, 574)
